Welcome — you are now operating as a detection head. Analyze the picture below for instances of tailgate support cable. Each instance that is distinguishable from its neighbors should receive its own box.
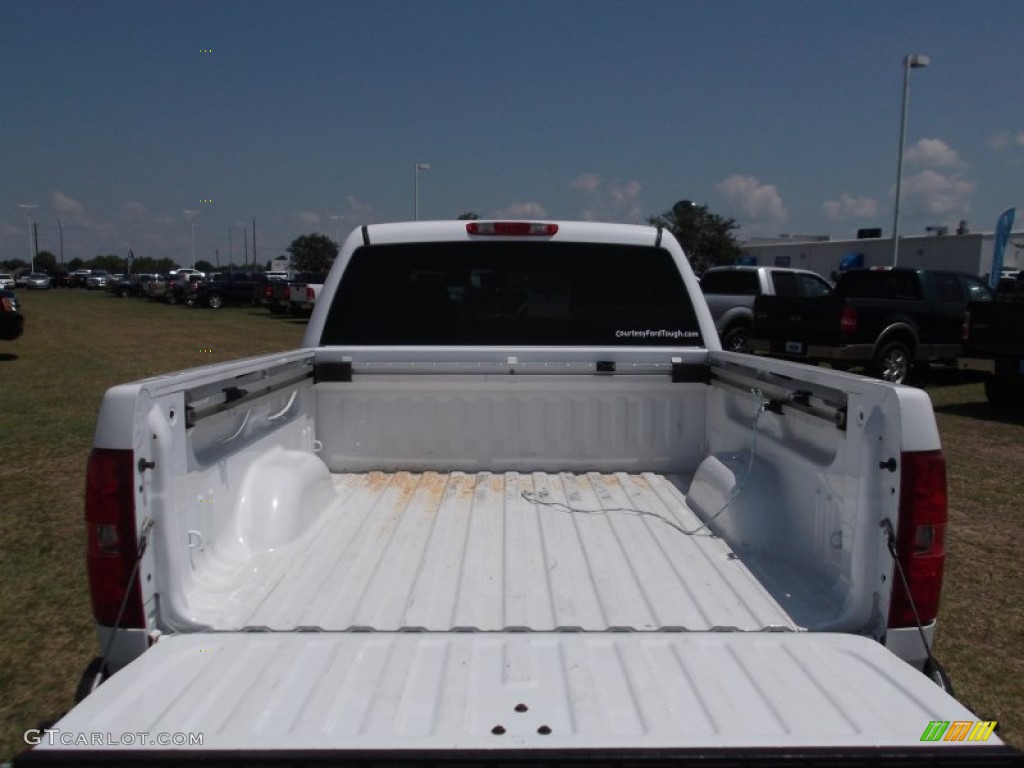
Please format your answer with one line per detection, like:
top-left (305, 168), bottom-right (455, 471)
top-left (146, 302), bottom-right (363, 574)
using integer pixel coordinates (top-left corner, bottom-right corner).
top-left (879, 518), bottom-right (946, 687)
top-left (92, 517), bottom-right (155, 690)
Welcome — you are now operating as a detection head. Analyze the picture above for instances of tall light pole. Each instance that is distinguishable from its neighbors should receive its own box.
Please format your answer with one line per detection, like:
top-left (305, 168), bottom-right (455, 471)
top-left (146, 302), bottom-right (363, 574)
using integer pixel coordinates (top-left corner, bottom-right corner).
top-left (57, 218), bottom-right (64, 265)
top-left (18, 204), bottom-right (38, 271)
top-left (892, 53), bottom-right (930, 267)
top-left (184, 210), bottom-right (198, 269)
top-left (414, 163), bottom-right (431, 220)
top-left (330, 214), bottom-right (342, 243)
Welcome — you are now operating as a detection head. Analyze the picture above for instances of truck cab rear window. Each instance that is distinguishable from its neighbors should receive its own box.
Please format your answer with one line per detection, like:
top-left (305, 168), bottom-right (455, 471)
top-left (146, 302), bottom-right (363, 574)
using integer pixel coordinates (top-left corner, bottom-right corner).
top-left (700, 270), bottom-right (759, 295)
top-left (837, 270), bottom-right (924, 300)
top-left (320, 242), bottom-right (703, 346)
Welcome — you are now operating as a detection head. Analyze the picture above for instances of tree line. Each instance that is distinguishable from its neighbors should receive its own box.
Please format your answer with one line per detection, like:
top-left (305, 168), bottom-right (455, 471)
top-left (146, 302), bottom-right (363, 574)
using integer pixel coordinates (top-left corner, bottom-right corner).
top-left (2, 202), bottom-right (741, 276)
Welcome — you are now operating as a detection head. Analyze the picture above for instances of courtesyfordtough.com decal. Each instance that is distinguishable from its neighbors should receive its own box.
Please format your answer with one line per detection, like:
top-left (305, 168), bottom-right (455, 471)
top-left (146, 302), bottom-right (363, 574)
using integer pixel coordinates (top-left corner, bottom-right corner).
top-left (615, 329), bottom-right (700, 340)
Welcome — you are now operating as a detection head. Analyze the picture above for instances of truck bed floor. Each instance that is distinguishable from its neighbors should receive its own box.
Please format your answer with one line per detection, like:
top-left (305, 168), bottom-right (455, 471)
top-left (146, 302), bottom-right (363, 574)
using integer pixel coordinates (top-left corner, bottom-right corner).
top-left (192, 471), bottom-right (798, 633)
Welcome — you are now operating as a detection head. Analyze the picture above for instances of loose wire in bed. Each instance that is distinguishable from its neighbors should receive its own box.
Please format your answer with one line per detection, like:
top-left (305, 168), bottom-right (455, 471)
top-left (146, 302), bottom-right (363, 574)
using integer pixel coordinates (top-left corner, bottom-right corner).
top-left (520, 388), bottom-right (767, 537)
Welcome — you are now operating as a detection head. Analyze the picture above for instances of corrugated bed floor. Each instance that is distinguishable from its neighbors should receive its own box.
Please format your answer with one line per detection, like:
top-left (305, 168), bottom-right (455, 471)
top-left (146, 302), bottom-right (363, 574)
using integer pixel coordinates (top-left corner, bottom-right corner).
top-left (215, 471), bottom-right (798, 633)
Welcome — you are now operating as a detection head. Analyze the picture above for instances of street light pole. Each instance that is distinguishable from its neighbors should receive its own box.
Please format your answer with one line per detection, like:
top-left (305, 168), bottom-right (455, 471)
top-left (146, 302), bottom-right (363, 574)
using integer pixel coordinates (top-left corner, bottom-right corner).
top-left (330, 214), bottom-right (342, 243)
top-left (57, 218), bottom-right (64, 265)
top-left (892, 53), bottom-right (930, 267)
top-left (184, 210), bottom-right (198, 269)
top-left (18, 204), bottom-right (38, 272)
top-left (414, 163), bottom-right (431, 220)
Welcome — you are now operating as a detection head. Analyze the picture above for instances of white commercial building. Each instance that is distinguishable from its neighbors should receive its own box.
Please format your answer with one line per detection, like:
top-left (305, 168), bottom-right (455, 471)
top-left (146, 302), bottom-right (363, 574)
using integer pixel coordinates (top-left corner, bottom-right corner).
top-left (738, 229), bottom-right (1024, 282)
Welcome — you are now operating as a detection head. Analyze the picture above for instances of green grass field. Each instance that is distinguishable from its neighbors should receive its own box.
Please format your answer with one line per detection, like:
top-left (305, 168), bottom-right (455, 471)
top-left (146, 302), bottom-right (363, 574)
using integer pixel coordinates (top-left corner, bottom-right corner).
top-left (1, 289), bottom-right (1020, 759)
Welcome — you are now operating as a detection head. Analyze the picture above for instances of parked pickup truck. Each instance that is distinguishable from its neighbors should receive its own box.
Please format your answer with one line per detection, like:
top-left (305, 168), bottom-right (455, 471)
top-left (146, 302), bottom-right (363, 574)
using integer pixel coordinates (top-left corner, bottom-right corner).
top-left (20, 222), bottom-right (1012, 764)
top-left (288, 276), bottom-right (326, 317)
top-left (700, 265), bottom-right (833, 352)
top-left (194, 271), bottom-right (272, 309)
top-left (256, 272), bottom-right (327, 315)
top-left (959, 272), bottom-right (1024, 406)
top-left (750, 267), bottom-right (994, 384)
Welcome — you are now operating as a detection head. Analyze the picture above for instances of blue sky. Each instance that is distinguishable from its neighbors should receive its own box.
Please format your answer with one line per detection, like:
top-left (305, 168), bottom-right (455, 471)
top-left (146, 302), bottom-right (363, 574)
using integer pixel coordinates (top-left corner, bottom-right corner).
top-left (3, 0), bottom-right (1024, 265)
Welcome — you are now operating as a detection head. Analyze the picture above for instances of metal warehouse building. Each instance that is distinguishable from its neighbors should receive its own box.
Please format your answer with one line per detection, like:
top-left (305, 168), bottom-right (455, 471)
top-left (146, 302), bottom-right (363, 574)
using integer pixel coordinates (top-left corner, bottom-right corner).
top-left (738, 227), bottom-right (1024, 282)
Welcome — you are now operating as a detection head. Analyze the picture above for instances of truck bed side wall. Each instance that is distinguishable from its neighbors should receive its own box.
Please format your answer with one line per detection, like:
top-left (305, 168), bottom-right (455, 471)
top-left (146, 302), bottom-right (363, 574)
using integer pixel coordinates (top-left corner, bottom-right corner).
top-left (699, 354), bottom-right (900, 633)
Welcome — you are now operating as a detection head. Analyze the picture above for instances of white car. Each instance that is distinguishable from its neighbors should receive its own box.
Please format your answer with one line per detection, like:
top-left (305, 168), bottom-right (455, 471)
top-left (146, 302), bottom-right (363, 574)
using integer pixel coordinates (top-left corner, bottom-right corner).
top-left (85, 270), bottom-right (110, 289)
top-left (0, 273), bottom-right (14, 289)
top-left (25, 272), bottom-right (51, 289)
top-left (171, 268), bottom-right (205, 279)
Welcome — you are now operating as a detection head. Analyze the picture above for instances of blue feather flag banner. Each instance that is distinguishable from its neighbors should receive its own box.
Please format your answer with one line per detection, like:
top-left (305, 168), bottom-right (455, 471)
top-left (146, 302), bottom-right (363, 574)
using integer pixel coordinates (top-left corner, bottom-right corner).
top-left (990, 207), bottom-right (1016, 288)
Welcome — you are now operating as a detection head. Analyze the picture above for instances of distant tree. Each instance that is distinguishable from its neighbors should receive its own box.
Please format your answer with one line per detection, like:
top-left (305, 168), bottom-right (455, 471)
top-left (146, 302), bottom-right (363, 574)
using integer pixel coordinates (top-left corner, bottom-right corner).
top-left (133, 256), bottom-right (175, 273)
top-left (35, 251), bottom-right (58, 272)
top-left (648, 201), bottom-right (742, 273)
top-left (3, 258), bottom-right (28, 271)
top-left (89, 254), bottom-right (127, 273)
top-left (457, 211), bottom-right (480, 220)
top-left (287, 233), bottom-right (338, 274)
top-left (67, 257), bottom-right (85, 271)
top-left (195, 260), bottom-right (215, 273)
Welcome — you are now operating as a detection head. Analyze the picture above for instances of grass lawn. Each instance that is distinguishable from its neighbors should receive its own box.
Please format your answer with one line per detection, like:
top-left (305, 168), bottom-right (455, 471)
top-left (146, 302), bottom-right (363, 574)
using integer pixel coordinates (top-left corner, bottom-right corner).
top-left (1, 289), bottom-right (1020, 758)
top-left (927, 380), bottom-right (1024, 749)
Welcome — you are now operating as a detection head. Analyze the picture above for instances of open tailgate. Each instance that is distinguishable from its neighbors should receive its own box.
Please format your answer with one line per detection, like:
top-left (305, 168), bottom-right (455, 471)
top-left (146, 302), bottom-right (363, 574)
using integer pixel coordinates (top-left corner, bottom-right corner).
top-left (19, 632), bottom-right (1014, 765)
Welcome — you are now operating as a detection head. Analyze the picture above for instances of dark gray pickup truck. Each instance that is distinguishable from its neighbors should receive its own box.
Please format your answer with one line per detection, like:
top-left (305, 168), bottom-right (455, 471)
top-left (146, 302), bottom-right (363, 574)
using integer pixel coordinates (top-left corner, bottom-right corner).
top-left (700, 266), bottom-right (832, 352)
top-left (750, 267), bottom-right (994, 384)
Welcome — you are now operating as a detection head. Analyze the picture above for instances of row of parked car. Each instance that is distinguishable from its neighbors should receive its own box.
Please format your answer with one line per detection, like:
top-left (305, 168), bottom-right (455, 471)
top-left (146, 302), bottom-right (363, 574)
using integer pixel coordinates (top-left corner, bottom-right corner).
top-left (0, 268), bottom-right (116, 290)
top-left (109, 269), bottom-right (328, 317)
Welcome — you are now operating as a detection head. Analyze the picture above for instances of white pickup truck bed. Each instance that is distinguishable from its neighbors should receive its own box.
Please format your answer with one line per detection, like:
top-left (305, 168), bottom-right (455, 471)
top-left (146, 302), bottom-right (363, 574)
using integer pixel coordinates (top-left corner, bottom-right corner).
top-left (191, 470), bottom-right (797, 633)
top-left (34, 222), bottom-right (1015, 764)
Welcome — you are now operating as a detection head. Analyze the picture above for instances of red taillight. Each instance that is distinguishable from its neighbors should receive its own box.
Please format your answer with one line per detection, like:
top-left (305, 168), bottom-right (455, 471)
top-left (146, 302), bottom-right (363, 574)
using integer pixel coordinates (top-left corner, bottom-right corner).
top-left (306, 286), bottom-right (315, 300)
top-left (264, 285), bottom-right (273, 298)
top-left (85, 448), bottom-right (145, 628)
top-left (283, 286), bottom-right (290, 299)
top-left (466, 221), bottom-right (559, 237)
top-left (888, 450), bottom-right (947, 628)
top-left (840, 306), bottom-right (858, 334)
top-left (1, 298), bottom-right (13, 311)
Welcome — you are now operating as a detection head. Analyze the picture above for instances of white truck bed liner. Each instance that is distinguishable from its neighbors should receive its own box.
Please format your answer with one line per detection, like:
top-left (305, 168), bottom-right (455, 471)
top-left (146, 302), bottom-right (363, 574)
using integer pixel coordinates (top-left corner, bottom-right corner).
top-left (193, 471), bottom-right (798, 633)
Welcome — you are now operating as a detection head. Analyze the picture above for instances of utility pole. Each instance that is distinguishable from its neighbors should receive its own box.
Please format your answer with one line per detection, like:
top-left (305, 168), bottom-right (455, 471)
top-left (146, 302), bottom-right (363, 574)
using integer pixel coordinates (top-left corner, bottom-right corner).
top-left (252, 218), bottom-right (257, 270)
top-left (244, 228), bottom-right (248, 268)
top-left (33, 223), bottom-right (39, 265)
top-left (57, 219), bottom-right (64, 264)
top-left (414, 163), bottom-right (431, 220)
top-left (184, 210), bottom-right (198, 269)
top-left (18, 204), bottom-right (38, 271)
top-left (892, 53), bottom-right (930, 266)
